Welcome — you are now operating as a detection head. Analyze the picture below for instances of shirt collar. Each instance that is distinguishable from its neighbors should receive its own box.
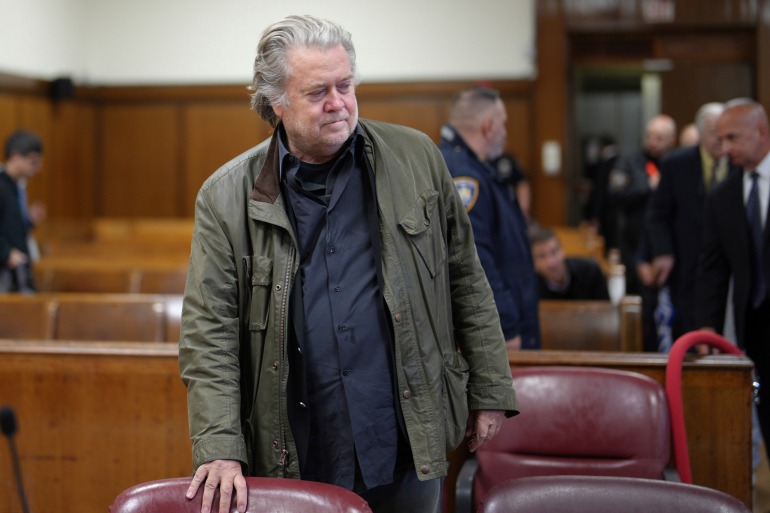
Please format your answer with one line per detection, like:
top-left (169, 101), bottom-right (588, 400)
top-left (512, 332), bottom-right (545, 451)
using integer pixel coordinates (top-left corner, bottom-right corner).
top-left (277, 123), bottom-right (363, 181)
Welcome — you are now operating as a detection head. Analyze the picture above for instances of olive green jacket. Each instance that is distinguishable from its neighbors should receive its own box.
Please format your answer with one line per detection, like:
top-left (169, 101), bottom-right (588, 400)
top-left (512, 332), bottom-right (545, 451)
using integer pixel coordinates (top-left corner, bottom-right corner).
top-left (179, 119), bottom-right (518, 481)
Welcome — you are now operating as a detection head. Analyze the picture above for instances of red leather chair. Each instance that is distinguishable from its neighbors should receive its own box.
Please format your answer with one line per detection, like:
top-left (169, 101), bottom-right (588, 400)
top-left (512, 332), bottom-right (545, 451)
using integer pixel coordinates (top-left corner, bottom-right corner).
top-left (456, 366), bottom-right (675, 513)
top-left (479, 475), bottom-right (751, 513)
top-left (109, 477), bottom-right (372, 513)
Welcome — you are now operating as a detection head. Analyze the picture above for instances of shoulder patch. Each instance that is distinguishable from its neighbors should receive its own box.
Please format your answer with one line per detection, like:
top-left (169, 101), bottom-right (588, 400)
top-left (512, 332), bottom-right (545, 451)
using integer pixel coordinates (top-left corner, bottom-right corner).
top-left (453, 177), bottom-right (480, 212)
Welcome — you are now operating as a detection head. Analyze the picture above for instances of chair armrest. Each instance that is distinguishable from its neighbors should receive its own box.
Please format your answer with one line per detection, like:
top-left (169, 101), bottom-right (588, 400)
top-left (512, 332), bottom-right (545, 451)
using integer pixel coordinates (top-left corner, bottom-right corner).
top-left (455, 456), bottom-right (478, 513)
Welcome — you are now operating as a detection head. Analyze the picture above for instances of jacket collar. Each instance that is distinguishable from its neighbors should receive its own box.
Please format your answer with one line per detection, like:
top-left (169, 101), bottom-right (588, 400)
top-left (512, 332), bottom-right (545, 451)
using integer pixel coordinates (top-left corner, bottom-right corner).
top-left (249, 122), bottom-right (369, 204)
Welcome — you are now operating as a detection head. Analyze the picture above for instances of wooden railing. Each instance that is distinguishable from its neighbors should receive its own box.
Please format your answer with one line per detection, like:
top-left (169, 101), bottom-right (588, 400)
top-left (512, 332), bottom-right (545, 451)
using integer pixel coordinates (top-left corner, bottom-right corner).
top-left (0, 342), bottom-right (753, 513)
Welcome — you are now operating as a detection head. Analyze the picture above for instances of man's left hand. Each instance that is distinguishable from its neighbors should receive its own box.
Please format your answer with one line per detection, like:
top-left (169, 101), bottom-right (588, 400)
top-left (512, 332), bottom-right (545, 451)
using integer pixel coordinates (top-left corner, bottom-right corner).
top-left (465, 409), bottom-right (506, 452)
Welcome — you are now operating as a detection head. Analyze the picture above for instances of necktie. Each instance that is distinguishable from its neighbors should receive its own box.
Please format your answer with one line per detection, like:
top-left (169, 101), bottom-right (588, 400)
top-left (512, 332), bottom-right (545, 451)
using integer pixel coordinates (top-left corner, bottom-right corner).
top-left (747, 171), bottom-right (767, 308)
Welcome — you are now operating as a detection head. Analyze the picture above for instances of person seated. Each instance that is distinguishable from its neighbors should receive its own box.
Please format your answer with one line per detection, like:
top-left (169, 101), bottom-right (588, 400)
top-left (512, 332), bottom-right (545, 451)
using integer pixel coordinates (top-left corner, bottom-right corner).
top-left (529, 226), bottom-right (610, 301)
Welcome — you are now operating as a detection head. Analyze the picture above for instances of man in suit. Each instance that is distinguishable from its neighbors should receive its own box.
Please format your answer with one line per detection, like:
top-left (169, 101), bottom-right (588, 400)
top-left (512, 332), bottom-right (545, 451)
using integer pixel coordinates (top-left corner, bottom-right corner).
top-left (695, 98), bottom-right (770, 454)
top-left (648, 103), bottom-right (734, 342)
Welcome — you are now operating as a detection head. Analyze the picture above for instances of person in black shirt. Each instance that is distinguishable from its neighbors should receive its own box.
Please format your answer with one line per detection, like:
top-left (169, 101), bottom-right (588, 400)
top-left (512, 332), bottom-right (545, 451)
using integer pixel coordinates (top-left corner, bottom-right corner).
top-left (529, 226), bottom-right (609, 301)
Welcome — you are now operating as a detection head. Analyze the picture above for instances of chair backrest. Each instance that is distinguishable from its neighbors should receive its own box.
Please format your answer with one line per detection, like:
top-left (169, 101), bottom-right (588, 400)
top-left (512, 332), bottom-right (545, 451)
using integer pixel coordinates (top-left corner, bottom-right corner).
top-left (539, 296), bottom-right (642, 352)
top-left (0, 294), bottom-right (56, 339)
top-left (479, 475), bottom-right (751, 513)
top-left (54, 295), bottom-right (166, 341)
top-left (471, 366), bottom-right (670, 511)
top-left (36, 266), bottom-right (139, 293)
top-left (109, 477), bottom-right (373, 513)
top-left (138, 267), bottom-right (188, 294)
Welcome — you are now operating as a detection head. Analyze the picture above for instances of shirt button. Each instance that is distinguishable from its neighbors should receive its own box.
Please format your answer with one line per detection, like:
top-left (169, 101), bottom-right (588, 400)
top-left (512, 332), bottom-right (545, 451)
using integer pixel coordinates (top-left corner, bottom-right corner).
top-left (402, 390), bottom-right (411, 399)
top-left (334, 286), bottom-right (341, 292)
top-left (338, 325), bottom-right (347, 332)
top-left (329, 247), bottom-right (336, 254)
top-left (420, 466), bottom-right (430, 475)
top-left (299, 402), bottom-right (307, 409)
top-left (342, 370), bottom-right (350, 376)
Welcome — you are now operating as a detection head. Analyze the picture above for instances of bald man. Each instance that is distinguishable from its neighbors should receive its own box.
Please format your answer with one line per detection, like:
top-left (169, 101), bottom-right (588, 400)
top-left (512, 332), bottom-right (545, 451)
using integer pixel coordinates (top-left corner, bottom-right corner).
top-left (608, 114), bottom-right (677, 350)
top-left (695, 99), bottom-right (770, 455)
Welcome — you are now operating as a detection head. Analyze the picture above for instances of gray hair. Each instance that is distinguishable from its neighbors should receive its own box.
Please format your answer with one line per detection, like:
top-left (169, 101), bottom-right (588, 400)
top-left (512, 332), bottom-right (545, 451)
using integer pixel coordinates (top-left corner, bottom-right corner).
top-left (694, 102), bottom-right (724, 134)
top-left (249, 15), bottom-right (359, 127)
top-left (449, 87), bottom-right (501, 133)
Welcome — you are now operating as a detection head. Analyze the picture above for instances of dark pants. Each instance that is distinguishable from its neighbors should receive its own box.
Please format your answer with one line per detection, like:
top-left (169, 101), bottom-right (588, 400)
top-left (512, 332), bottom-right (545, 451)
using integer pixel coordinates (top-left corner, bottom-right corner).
top-left (745, 298), bottom-right (770, 461)
top-left (354, 467), bottom-right (442, 513)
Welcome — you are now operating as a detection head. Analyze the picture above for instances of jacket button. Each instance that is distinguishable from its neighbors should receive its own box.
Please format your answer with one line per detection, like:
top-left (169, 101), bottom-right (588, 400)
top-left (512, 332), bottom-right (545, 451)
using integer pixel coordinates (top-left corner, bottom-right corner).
top-left (420, 466), bottom-right (430, 475)
top-left (275, 284), bottom-right (281, 291)
top-left (272, 440), bottom-right (279, 448)
top-left (299, 402), bottom-right (307, 409)
top-left (271, 361), bottom-right (279, 370)
top-left (394, 313), bottom-right (402, 323)
top-left (402, 390), bottom-right (411, 399)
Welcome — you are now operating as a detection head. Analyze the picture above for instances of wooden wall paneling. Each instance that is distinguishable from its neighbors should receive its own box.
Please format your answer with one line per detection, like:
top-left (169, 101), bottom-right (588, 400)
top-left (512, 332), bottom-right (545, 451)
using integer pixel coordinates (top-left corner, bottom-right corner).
top-left (183, 102), bottom-right (271, 217)
top-left (758, 0), bottom-right (770, 110)
top-left (533, 1), bottom-right (569, 226)
top-left (0, 93), bottom-right (19, 142)
top-left (45, 101), bottom-right (98, 219)
top-left (504, 97), bottom-right (533, 176)
top-left (358, 98), bottom-right (446, 143)
top-left (98, 104), bottom-right (181, 217)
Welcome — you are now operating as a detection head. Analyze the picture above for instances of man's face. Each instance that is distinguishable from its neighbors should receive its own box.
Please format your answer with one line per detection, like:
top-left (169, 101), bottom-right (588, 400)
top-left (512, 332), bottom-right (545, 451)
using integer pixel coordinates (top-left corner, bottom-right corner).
top-left (272, 45), bottom-right (358, 164)
top-left (717, 107), bottom-right (767, 169)
top-left (532, 237), bottom-right (567, 284)
top-left (645, 118), bottom-right (676, 159)
top-left (7, 151), bottom-right (43, 180)
top-left (485, 99), bottom-right (508, 161)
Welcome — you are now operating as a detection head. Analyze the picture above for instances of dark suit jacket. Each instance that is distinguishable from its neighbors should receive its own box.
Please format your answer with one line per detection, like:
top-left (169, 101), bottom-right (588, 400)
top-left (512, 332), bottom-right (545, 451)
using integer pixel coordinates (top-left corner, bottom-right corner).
top-left (695, 168), bottom-right (770, 349)
top-left (648, 146), bottom-right (736, 334)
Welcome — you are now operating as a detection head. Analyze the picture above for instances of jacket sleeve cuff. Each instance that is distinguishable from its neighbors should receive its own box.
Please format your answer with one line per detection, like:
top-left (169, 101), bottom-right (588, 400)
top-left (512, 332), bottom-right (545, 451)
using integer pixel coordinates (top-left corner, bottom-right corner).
top-left (192, 435), bottom-right (249, 472)
top-left (468, 383), bottom-right (520, 418)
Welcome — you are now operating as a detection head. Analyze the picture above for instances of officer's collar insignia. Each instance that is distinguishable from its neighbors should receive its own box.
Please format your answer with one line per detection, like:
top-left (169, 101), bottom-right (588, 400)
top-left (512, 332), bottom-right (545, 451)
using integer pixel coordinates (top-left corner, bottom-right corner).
top-left (453, 177), bottom-right (479, 212)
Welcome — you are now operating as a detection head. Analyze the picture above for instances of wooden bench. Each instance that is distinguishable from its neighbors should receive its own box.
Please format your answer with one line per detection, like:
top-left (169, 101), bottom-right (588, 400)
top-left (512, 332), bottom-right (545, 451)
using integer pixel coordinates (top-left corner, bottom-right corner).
top-left (539, 295), bottom-right (642, 352)
top-left (0, 293), bottom-right (183, 342)
top-left (34, 264), bottom-right (188, 294)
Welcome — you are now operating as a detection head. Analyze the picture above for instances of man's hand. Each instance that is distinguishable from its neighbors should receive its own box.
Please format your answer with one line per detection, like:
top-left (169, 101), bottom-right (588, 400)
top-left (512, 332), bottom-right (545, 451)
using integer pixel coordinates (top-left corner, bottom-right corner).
top-left (695, 327), bottom-right (720, 355)
top-left (652, 254), bottom-right (675, 287)
top-left (505, 336), bottom-right (521, 351)
top-left (6, 248), bottom-right (28, 269)
top-left (465, 409), bottom-right (506, 453)
top-left (186, 459), bottom-right (247, 513)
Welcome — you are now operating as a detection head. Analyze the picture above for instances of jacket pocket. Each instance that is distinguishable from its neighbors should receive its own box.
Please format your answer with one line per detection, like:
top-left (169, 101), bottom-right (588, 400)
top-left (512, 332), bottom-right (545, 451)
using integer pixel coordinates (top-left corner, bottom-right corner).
top-left (398, 190), bottom-right (446, 278)
top-left (443, 351), bottom-right (470, 451)
top-left (247, 255), bottom-right (273, 331)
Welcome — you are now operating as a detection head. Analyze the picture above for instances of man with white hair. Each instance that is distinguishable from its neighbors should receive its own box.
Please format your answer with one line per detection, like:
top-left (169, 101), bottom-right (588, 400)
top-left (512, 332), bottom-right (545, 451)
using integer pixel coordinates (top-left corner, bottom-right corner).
top-left (648, 102), bottom-right (737, 343)
top-left (178, 15), bottom-right (518, 513)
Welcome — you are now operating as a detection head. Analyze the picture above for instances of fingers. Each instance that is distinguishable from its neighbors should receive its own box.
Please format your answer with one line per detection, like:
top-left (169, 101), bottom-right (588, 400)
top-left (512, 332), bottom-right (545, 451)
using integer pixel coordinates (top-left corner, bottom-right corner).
top-left (234, 474), bottom-right (248, 513)
top-left (468, 410), bottom-right (506, 453)
top-left (185, 460), bottom-right (245, 513)
top-left (186, 466), bottom-right (208, 499)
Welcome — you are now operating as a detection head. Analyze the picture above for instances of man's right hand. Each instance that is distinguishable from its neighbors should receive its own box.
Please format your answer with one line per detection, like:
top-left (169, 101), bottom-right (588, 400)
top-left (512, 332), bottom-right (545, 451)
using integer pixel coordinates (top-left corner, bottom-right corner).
top-left (186, 459), bottom-right (247, 513)
top-left (651, 254), bottom-right (675, 287)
